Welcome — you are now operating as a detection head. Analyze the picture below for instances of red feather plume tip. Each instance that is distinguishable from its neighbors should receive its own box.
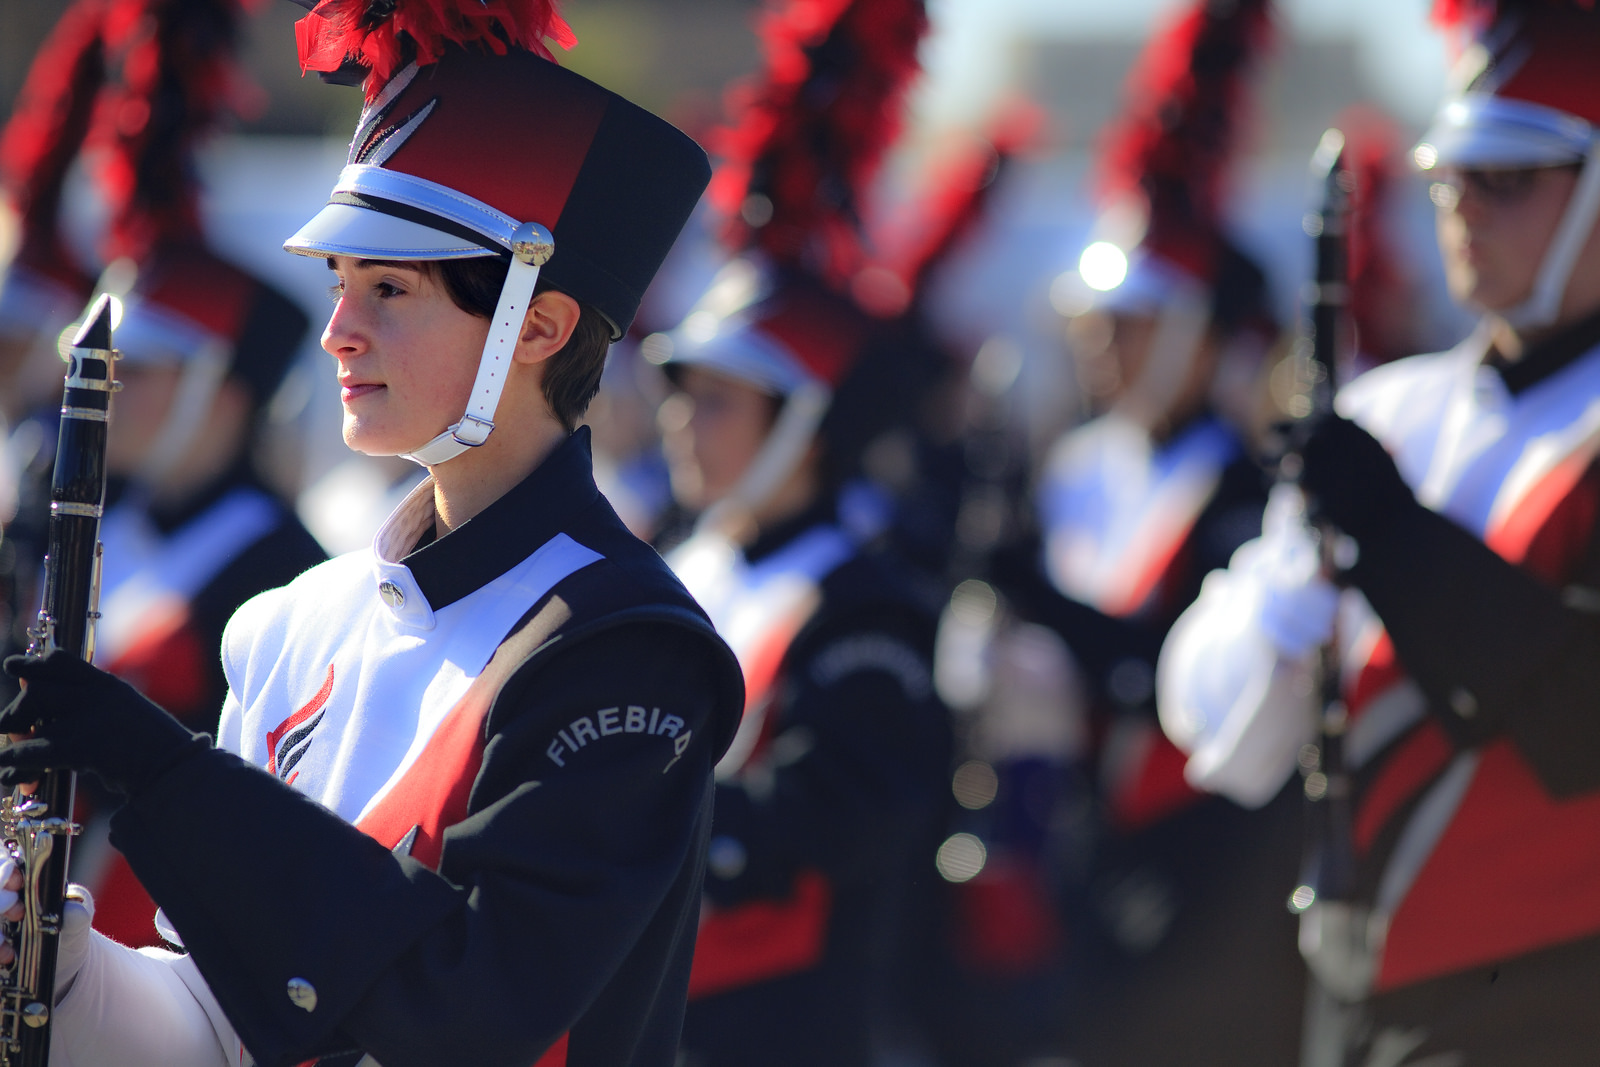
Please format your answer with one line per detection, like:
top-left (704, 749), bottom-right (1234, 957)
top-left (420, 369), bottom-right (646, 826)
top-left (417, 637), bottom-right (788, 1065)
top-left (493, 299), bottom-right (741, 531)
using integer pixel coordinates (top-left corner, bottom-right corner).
top-left (855, 101), bottom-right (1042, 318)
top-left (0, 0), bottom-right (107, 287)
top-left (710, 0), bottom-right (929, 287)
top-left (1097, 0), bottom-right (1273, 280)
top-left (1431, 0), bottom-right (1596, 29)
top-left (296, 0), bottom-right (577, 101)
top-left (91, 0), bottom-right (257, 262)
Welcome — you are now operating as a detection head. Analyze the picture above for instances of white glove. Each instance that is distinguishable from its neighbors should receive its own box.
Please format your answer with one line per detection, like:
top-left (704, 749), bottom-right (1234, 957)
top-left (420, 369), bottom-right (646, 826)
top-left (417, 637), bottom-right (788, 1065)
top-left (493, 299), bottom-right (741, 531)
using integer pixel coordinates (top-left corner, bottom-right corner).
top-left (58, 883), bottom-right (94, 997)
top-left (1156, 486), bottom-right (1329, 809)
top-left (48, 889), bottom-right (233, 1067)
top-left (1246, 485), bottom-right (1338, 661)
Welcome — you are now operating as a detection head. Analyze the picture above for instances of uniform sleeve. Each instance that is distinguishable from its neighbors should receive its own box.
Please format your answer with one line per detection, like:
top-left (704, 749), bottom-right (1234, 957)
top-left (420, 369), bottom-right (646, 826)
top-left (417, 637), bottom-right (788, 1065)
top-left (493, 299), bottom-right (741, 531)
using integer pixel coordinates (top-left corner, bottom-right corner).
top-left (106, 620), bottom-right (728, 1067)
top-left (703, 608), bottom-right (950, 905)
top-left (1345, 498), bottom-right (1600, 797)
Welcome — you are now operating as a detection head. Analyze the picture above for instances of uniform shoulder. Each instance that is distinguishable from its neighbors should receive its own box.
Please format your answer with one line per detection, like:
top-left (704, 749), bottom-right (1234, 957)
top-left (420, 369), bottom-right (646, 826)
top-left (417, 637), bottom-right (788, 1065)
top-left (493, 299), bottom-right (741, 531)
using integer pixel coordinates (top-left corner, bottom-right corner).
top-left (1337, 342), bottom-right (1479, 417)
top-left (809, 548), bottom-right (942, 648)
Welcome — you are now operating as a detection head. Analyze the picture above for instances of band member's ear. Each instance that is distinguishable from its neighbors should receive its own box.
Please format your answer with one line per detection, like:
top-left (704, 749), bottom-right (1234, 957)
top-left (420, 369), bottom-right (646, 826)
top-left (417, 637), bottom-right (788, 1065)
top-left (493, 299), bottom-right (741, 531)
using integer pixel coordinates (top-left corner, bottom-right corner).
top-left (515, 290), bottom-right (581, 366)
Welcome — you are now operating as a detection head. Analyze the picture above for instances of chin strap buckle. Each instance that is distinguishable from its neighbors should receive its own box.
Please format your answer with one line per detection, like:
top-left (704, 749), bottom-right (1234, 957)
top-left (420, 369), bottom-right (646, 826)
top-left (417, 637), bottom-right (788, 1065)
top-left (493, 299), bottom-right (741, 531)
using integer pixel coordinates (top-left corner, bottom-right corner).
top-left (450, 413), bottom-right (495, 447)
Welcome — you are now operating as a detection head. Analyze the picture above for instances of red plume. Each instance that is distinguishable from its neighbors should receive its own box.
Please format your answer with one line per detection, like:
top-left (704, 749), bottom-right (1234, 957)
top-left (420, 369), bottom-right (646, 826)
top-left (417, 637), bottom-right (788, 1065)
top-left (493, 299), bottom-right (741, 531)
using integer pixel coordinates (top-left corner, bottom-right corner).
top-left (91, 0), bottom-right (258, 262)
top-left (295, 0), bottom-right (577, 102)
top-left (1097, 0), bottom-right (1273, 279)
top-left (709, 0), bottom-right (929, 287)
top-left (1431, 0), bottom-right (1595, 29)
top-left (855, 101), bottom-right (1041, 318)
top-left (0, 0), bottom-right (108, 295)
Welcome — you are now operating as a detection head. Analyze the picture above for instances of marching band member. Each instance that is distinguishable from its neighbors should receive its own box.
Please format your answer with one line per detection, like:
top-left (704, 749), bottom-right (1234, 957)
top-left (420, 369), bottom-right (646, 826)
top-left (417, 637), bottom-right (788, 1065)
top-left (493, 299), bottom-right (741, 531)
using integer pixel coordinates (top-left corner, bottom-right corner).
top-left (656, 2), bottom-right (952, 1062)
top-left (994, 1), bottom-right (1307, 1061)
top-left (4, 0), bottom-right (331, 948)
top-left (1158, 1), bottom-right (1600, 1061)
top-left (0, 2), bottom-right (743, 1065)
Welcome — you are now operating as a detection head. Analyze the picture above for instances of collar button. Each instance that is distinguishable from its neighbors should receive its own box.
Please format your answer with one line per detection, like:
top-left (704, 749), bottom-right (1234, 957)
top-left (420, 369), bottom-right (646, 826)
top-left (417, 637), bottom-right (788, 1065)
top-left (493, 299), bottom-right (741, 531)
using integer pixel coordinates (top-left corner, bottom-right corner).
top-left (379, 580), bottom-right (406, 608)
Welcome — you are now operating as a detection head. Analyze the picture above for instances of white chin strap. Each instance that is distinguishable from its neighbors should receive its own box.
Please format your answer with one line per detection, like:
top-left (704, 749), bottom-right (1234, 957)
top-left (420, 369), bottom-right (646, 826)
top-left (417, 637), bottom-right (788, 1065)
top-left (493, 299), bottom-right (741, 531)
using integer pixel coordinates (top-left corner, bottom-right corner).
top-left (696, 379), bottom-right (832, 536)
top-left (402, 222), bottom-right (555, 467)
top-left (1503, 138), bottom-right (1600, 331)
top-left (136, 341), bottom-right (230, 487)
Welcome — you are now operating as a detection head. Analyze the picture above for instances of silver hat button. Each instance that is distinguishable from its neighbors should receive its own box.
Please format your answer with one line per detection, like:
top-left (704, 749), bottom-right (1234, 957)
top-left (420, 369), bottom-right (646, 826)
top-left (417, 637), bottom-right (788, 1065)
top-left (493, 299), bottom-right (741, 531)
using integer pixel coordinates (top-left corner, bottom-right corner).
top-left (378, 580), bottom-right (405, 608)
top-left (287, 977), bottom-right (318, 1012)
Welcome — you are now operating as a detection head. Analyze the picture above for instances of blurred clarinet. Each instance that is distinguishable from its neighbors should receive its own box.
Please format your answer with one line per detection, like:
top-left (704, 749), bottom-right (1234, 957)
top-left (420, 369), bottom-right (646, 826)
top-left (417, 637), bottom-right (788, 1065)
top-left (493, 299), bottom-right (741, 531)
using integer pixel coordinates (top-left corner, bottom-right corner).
top-left (0, 293), bottom-right (119, 1066)
top-left (1298, 129), bottom-right (1354, 903)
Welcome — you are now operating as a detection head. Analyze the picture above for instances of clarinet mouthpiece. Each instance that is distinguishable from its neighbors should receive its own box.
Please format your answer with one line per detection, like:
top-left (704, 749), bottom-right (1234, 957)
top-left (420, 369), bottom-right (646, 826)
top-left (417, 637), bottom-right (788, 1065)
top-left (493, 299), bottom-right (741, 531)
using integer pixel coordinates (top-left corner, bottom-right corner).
top-left (69, 293), bottom-right (119, 352)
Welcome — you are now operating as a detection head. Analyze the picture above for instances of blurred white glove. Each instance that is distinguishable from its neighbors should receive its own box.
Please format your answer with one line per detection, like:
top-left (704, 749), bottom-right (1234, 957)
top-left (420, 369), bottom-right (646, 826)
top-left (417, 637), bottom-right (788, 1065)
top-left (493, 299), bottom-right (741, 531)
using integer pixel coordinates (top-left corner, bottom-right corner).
top-left (1156, 485), bottom-right (1329, 809)
top-left (1247, 485), bottom-right (1339, 660)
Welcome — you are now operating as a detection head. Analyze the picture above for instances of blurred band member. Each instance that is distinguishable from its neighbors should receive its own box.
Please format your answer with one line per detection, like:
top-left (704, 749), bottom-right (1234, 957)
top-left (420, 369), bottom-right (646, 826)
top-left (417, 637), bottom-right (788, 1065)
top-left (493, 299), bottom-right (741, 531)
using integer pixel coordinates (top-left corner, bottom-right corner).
top-left (1158, 1), bottom-right (1600, 1062)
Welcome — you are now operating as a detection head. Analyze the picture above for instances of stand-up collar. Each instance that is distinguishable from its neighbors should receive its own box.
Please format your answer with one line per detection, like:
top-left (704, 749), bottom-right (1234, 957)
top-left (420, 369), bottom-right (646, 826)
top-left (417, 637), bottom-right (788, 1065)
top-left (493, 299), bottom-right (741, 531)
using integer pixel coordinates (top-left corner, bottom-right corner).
top-left (1489, 304), bottom-right (1600, 396)
top-left (384, 427), bottom-right (601, 614)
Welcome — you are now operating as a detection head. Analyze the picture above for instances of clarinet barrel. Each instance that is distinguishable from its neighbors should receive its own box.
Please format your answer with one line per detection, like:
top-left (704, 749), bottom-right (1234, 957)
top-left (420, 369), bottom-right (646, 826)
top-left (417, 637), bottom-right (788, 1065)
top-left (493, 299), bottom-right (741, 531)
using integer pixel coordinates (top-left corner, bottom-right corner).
top-left (0, 293), bottom-right (119, 1067)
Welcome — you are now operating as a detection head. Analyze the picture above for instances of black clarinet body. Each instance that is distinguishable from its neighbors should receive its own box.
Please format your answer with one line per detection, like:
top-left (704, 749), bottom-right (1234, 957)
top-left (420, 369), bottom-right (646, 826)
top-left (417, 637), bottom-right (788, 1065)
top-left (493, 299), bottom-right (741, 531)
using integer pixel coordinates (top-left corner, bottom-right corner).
top-left (1299, 130), bottom-right (1355, 905)
top-left (0, 293), bottom-right (119, 1067)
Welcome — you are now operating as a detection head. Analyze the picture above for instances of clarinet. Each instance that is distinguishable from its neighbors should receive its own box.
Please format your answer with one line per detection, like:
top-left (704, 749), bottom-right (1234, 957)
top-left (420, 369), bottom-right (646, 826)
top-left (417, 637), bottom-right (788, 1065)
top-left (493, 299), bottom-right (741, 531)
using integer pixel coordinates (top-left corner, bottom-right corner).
top-left (1299, 128), bottom-right (1354, 903)
top-left (0, 293), bottom-right (119, 1066)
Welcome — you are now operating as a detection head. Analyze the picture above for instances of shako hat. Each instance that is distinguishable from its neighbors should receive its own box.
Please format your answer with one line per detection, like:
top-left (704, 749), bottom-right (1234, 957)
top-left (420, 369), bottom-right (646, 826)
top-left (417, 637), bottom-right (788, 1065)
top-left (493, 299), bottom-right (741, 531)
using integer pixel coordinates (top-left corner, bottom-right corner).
top-left (282, 0), bottom-right (711, 463)
top-left (1414, 0), bottom-right (1600, 328)
top-left (112, 242), bottom-right (309, 402)
top-left (654, 0), bottom-right (927, 522)
top-left (1075, 0), bottom-right (1277, 341)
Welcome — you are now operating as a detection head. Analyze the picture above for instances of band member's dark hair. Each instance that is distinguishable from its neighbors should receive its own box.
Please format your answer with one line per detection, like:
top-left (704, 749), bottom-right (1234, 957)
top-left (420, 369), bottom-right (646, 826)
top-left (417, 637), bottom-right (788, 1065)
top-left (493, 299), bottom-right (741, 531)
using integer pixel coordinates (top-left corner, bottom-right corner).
top-left (428, 256), bottom-right (613, 432)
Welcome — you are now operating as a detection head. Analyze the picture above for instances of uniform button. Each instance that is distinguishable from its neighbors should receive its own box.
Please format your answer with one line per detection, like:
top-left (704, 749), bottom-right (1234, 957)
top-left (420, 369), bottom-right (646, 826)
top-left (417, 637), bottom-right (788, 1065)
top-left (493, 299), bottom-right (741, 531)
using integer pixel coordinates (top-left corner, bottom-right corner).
top-left (707, 836), bottom-right (747, 880)
top-left (1449, 687), bottom-right (1478, 719)
top-left (378, 580), bottom-right (405, 608)
top-left (287, 977), bottom-right (318, 1013)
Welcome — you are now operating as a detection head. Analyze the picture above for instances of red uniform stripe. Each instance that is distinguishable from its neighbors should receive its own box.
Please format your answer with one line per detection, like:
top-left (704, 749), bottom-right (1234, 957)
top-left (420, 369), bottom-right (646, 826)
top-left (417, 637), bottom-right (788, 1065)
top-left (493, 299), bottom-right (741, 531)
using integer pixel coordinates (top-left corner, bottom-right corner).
top-left (687, 870), bottom-right (833, 999)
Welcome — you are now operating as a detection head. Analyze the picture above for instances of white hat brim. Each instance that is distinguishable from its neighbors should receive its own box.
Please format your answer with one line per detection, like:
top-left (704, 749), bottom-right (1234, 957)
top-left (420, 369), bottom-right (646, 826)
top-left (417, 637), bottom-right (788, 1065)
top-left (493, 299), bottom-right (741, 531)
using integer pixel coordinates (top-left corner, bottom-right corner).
top-left (1415, 95), bottom-right (1593, 170)
top-left (284, 201), bottom-right (499, 261)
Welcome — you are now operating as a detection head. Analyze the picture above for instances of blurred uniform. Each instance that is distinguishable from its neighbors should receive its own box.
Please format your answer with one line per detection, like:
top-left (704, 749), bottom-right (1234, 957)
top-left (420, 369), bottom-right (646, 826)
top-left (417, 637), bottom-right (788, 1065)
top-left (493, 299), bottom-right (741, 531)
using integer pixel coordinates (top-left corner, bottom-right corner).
top-left (1158, 3), bottom-right (1600, 1063)
top-left (992, 1), bottom-right (1307, 1062)
top-left (77, 243), bottom-right (326, 947)
top-left (662, 279), bottom-right (952, 1067)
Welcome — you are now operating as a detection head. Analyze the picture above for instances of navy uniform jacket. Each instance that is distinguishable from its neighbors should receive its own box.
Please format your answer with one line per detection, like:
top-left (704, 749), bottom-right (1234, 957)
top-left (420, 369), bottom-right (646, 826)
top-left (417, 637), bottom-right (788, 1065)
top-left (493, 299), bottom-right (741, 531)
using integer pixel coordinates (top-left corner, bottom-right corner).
top-left (106, 428), bottom-right (744, 1067)
top-left (673, 500), bottom-right (952, 1067)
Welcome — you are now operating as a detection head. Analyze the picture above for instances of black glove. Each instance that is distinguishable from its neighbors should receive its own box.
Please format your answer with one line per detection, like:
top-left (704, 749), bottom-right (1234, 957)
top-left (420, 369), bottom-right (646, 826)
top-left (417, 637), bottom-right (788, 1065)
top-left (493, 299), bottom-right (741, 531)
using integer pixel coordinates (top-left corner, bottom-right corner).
top-left (0, 651), bottom-right (209, 795)
top-left (1292, 413), bottom-right (1417, 543)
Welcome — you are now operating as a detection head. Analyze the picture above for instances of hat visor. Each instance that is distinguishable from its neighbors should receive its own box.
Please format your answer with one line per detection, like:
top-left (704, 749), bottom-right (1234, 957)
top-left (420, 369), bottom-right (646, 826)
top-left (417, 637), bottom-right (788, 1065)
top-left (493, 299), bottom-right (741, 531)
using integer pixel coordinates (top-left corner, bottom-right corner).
top-left (1415, 96), bottom-right (1593, 170)
top-left (1092, 251), bottom-right (1203, 319)
top-left (113, 299), bottom-right (223, 366)
top-left (664, 322), bottom-right (815, 398)
top-left (284, 201), bottom-right (501, 261)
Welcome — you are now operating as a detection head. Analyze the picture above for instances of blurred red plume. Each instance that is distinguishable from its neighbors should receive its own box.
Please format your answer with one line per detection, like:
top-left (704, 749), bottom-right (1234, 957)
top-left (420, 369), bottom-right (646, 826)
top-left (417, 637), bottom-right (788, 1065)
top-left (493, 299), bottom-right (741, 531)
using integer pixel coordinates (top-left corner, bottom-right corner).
top-left (710, 0), bottom-right (929, 288)
top-left (93, 0), bottom-right (260, 261)
top-left (0, 0), bottom-right (108, 290)
top-left (295, 0), bottom-right (577, 101)
top-left (1431, 0), bottom-right (1596, 30)
top-left (1097, 0), bottom-right (1274, 279)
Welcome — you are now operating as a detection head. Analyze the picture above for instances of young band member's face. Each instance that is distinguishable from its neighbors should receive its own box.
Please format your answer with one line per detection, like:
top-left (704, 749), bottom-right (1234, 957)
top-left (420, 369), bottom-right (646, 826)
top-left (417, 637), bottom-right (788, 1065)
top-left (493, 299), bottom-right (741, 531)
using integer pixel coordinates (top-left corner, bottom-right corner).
top-left (322, 256), bottom-right (491, 456)
top-left (1432, 163), bottom-right (1582, 315)
top-left (661, 366), bottom-right (781, 510)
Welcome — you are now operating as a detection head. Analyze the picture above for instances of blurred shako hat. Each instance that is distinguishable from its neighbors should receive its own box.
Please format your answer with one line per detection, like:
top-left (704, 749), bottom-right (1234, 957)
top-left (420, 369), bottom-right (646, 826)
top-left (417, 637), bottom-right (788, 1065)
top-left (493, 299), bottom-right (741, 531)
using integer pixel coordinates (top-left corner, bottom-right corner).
top-left (0, 0), bottom-right (106, 341)
top-left (1416, 0), bottom-right (1600, 328)
top-left (1063, 0), bottom-right (1278, 433)
top-left (104, 240), bottom-right (310, 483)
top-left (1075, 0), bottom-right (1278, 343)
top-left (283, 0), bottom-right (711, 464)
top-left (657, 0), bottom-right (928, 523)
top-left (112, 241), bottom-right (309, 401)
top-left (662, 269), bottom-right (872, 399)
